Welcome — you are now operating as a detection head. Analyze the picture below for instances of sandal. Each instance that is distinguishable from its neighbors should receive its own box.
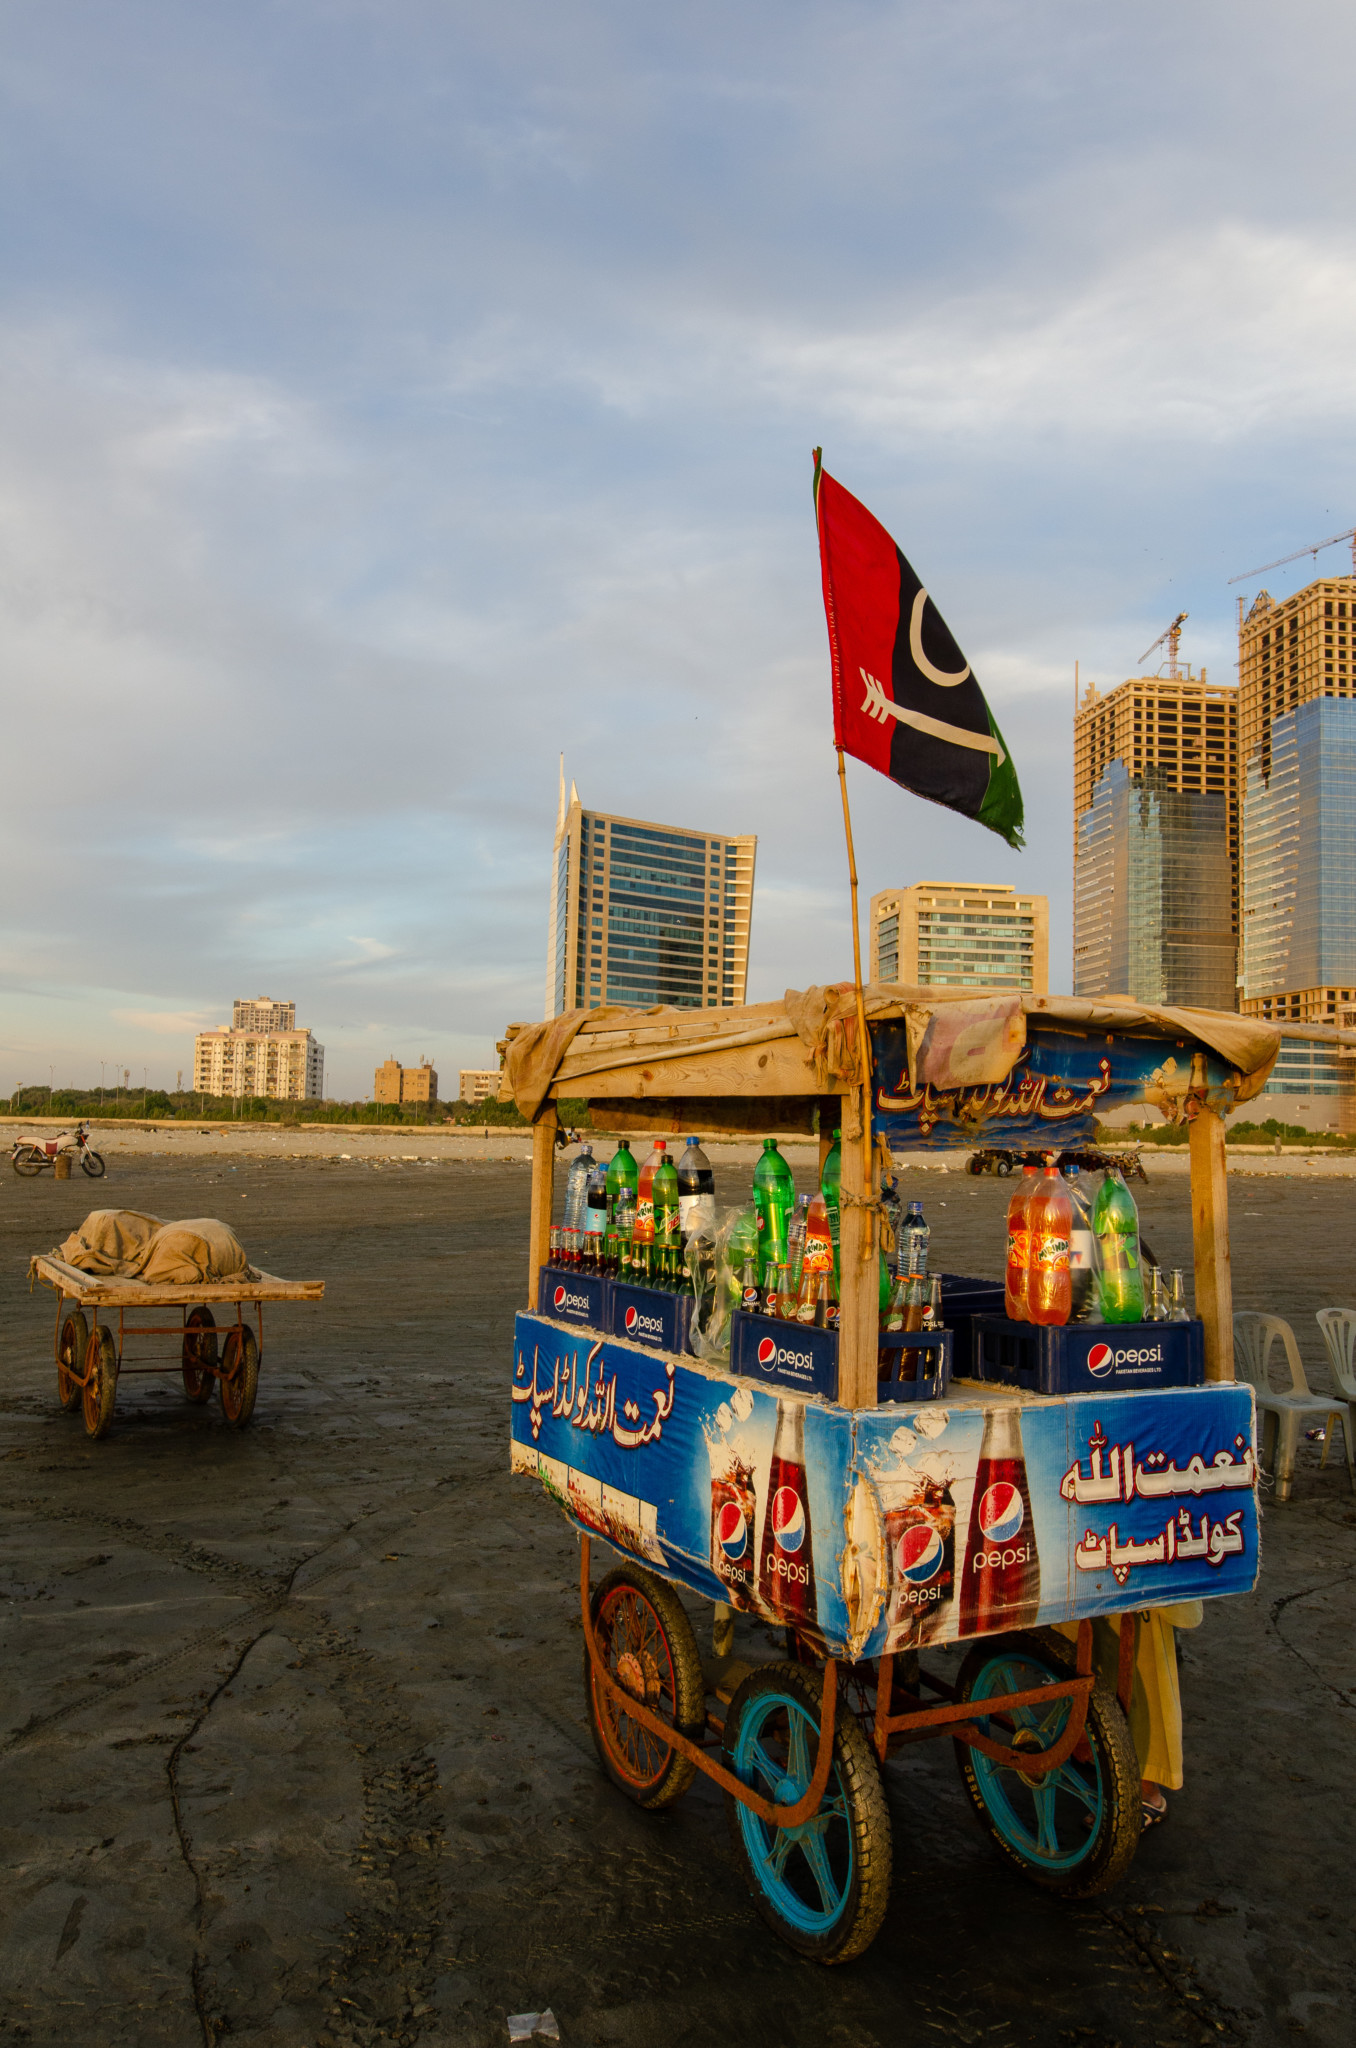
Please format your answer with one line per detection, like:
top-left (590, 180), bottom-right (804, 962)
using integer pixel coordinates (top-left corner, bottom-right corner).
top-left (1141, 1796), bottom-right (1169, 1829)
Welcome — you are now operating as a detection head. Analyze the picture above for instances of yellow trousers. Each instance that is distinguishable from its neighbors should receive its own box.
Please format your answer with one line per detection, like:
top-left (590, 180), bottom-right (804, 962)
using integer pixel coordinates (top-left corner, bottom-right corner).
top-left (1054, 1603), bottom-right (1202, 1790)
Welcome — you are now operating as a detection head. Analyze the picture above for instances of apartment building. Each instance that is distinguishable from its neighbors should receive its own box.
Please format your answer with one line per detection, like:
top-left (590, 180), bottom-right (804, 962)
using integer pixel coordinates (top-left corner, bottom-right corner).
top-left (374, 1058), bottom-right (438, 1105)
top-left (194, 1019), bottom-right (324, 1100)
top-left (869, 883), bottom-right (1048, 992)
top-left (458, 1070), bottom-right (501, 1104)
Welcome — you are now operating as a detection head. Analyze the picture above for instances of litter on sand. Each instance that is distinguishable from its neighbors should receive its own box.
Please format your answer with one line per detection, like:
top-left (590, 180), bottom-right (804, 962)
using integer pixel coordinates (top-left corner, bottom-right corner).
top-left (507, 2014), bottom-right (560, 2043)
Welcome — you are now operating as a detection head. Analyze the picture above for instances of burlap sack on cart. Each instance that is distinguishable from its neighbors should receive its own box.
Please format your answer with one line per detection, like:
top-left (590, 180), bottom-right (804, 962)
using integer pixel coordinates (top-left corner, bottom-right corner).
top-left (52, 1210), bottom-right (164, 1275)
top-left (131, 1218), bottom-right (258, 1286)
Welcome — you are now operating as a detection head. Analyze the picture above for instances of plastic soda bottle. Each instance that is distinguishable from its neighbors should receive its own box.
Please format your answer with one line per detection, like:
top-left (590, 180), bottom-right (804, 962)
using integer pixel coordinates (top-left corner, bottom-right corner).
top-left (654, 1145), bottom-right (681, 1283)
top-left (582, 1160), bottom-right (608, 1268)
top-left (1063, 1165), bottom-right (1099, 1322)
top-left (786, 1194), bottom-right (809, 1289)
top-left (676, 1136), bottom-right (716, 1239)
top-left (1004, 1163), bottom-right (1039, 1322)
top-left (564, 1142), bottom-right (594, 1234)
top-left (752, 1138), bottom-right (795, 1283)
top-left (820, 1128), bottom-right (842, 1286)
top-left (635, 1139), bottom-right (666, 1247)
top-left (1028, 1160), bottom-right (1072, 1327)
top-left (1093, 1168), bottom-right (1145, 1324)
top-left (605, 1139), bottom-right (638, 1236)
top-left (898, 1199), bottom-right (929, 1283)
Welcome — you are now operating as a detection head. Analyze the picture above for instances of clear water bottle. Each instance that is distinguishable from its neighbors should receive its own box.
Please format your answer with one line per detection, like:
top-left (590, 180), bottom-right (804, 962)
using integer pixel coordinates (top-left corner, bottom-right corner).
top-left (786, 1193), bottom-right (809, 1288)
top-left (563, 1142), bottom-right (595, 1234)
top-left (899, 1199), bottom-right (930, 1284)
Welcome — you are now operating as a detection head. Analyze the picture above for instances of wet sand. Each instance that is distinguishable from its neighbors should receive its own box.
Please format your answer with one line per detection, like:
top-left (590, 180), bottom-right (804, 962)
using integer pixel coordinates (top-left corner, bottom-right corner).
top-left (0, 1153), bottom-right (1352, 2046)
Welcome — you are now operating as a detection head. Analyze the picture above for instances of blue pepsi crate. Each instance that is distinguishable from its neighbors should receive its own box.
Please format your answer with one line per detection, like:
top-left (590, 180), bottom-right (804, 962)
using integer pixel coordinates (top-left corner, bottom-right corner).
top-left (730, 1310), bottom-right (838, 1399)
top-left (537, 1264), bottom-right (608, 1331)
top-left (938, 1273), bottom-right (1005, 1378)
top-left (877, 1327), bottom-right (952, 1403)
top-left (608, 1279), bottom-right (694, 1355)
top-left (972, 1315), bottom-right (1205, 1395)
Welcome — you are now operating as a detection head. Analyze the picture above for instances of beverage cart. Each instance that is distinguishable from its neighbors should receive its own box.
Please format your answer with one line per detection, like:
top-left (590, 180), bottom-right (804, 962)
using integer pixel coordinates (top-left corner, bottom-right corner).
top-left (505, 986), bottom-right (1275, 1963)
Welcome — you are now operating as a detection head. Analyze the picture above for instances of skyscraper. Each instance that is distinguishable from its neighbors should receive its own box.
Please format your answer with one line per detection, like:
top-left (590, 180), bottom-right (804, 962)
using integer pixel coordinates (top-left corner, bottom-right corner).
top-left (1072, 657), bottom-right (1238, 1007)
top-left (545, 768), bottom-right (756, 1017)
top-left (869, 883), bottom-right (1048, 992)
top-left (1238, 572), bottom-right (1356, 1023)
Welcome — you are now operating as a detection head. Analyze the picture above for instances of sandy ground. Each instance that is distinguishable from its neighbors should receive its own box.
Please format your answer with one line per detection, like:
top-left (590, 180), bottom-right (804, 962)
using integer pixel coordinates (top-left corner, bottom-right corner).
top-left (0, 1154), bottom-right (1353, 2048)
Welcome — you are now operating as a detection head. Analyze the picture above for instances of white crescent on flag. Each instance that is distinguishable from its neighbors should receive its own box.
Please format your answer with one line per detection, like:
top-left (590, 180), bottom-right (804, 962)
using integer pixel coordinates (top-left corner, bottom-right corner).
top-left (859, 669), bottom-right (1004, 762)
top-left (910, 588), bottom-right (971, 686)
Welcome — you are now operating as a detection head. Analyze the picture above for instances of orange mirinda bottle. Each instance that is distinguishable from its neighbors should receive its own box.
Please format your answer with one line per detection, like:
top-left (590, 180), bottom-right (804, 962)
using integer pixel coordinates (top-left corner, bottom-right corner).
top-left (1028, 1161), bottom-right (1072, 1327)
top-left (1004, 1163), bottom-right (1039, 1323)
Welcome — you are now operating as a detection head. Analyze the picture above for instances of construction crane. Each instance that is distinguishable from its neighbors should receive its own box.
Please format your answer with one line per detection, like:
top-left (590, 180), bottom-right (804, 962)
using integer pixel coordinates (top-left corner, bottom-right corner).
top-left (1138, 611), bottom-right (1189, 678)
top-left (1229, 527), bottom-right (1356, 584)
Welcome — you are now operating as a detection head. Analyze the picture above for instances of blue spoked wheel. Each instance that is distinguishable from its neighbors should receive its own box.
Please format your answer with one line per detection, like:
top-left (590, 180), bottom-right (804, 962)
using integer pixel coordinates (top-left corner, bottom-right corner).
top-left (723, 1662), bottom-right (891, 1963)
top-left (955, 1630), bottom-right (1140, 1898)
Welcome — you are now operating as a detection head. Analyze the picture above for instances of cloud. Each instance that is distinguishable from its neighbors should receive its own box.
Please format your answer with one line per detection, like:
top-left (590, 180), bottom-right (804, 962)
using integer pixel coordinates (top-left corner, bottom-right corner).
top-left (113, 1008), bottom-right (214, 1035)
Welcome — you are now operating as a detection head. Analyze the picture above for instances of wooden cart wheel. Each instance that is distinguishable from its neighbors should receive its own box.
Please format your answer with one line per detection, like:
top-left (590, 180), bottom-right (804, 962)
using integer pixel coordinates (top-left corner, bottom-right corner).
top-left (953, 1629), bottom-right (1140, 1898)
top-left (219, 1325), bottom-right (259, 1427)
top-left (57, 1311), bottom-right (88, 1412)
top-left (182, 1307), bottom-right (217, 1402)
top-left (83, 1325), bottom-right (118, 1439)
top-left (723, 1661), bottom-right (892, 1964)
top-left (584, 1565), bottom-right (704, 1810)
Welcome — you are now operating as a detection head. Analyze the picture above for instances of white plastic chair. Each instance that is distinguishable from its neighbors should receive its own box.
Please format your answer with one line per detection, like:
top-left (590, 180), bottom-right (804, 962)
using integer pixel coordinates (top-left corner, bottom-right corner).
top-left (1233, 1312), bottom-right (1355, 1503)
top-left (1314, 1310), bottom-right (1356, 1498)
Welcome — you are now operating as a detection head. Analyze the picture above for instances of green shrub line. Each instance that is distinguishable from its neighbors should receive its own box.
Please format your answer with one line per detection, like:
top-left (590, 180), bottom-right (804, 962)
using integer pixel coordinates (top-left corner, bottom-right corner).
top-left (1104, 1118), bottom-right (1355, 1148)
top-left (2, 1085), bottom-right (531, 1130)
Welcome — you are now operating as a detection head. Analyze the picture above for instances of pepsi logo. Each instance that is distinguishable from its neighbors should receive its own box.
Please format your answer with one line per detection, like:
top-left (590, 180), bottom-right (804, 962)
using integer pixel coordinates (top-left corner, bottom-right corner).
top-left (757, 1337), bottom-right (777, 1367)
top-left (624, 1306), bottom-right (638, 1333)
top-left (1087, 1341), bottom-right (1114, 1378)
top-left (896, 1521), bottom-right (944, 1584)
top-left (769, 1486), bottom-right (806, 1553)
top-left (553, 1285), bottom-right (566, 1310)
top-left (977, 1481), bottom-right (1025, 1545)
top-left (716, 1500), bottom-right (749, 1560)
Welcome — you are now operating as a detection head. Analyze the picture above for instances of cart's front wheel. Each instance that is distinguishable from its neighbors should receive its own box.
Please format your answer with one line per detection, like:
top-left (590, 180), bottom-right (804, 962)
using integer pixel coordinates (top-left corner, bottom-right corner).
top-left (723, 1662), bottom-right (891, 1964)
top-left (219, 1325), bottom-right (259, 1426)
top-left (58, 1311), bottom-right (88, 1412)
top-left (584, 1565), bottom-right (703, 1810)
top-left (83, 1325), bottom-right (117, 1439)
top-left (182, 1307), bottom-right (217, 1403)
top-left (954, 1630), bottom-right (1140, 1898)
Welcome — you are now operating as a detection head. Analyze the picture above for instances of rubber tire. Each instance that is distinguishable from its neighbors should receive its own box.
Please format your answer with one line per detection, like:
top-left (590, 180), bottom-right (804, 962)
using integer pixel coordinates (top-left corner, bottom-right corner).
top-left (584, 1565), bottom-right (704, 1810)
top-left (995, 1156), bottom-right (1013, 1177)
top-left (219, 1325), bottom-right (259, 1427)
top-left (967, 1157), bottom-right (983, 1176)
top-left (182, 1307), bottom-right (217, 1402)
top-left (58, 1311), bottom-right (88, 1412)
top-left (13, 1147), bottom-right (43, 1177)
top-left (83, 1325), bottom-right (118, 1439)
top-left (723, 1661), bottom-right (892, 1964)
top-left (954, 1629), bottom-right (1141, 1899)
top-left (81, 1150), bottom-right (106, 1178)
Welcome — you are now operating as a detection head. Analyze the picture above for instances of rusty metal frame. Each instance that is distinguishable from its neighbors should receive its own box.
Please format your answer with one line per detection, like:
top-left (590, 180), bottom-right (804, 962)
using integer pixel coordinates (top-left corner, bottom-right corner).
top-left (580, 1534), bottom-right (840, 1830)
top-left (50, 1291), bottom-right (265, 1391)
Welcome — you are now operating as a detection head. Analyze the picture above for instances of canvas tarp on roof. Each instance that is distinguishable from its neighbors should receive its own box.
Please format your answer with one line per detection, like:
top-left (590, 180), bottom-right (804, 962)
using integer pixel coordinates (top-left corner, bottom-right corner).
top-left (501, 986), bottom-right (1291, 1122)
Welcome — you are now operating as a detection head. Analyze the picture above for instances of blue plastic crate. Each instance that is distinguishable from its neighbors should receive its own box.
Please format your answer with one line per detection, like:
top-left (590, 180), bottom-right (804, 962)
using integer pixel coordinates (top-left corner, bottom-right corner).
top-left (536, 1264), bottom-right (608, 1331)
top-left (608, 1279), bottom-right (694, 1355)
top-left (876, 1327), bottom-right (952, 1403)
top-left (972, 1314), bottom-right (1205, 1394)
top-left (729, 1310), bottom-right (838, 1398)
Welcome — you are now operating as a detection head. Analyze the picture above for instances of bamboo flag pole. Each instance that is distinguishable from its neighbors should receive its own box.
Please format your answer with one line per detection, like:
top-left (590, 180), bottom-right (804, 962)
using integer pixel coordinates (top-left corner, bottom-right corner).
top-left (836, 745), bottom-right (875, 1268)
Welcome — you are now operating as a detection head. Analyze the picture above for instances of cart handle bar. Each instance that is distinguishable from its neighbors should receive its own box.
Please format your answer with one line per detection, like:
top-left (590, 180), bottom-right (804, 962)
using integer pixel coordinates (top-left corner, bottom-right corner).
top-left (579, 1536), bottom-right (839, 1831)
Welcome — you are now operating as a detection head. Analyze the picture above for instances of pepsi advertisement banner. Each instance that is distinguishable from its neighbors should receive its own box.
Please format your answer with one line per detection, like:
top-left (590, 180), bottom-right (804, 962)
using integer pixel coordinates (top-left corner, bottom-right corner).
top-left (870, 1018), bottom-right (1237, 1153)
top-left (511, 1312), bottom-right (1258, 1660)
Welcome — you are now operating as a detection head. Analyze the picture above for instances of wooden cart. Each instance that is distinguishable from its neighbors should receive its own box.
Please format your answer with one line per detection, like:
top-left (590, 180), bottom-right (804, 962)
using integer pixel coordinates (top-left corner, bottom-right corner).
top-left (506, 990), bottom-right (1273, 1961)
top-left (29, 1254), bottom-right (324, 1438)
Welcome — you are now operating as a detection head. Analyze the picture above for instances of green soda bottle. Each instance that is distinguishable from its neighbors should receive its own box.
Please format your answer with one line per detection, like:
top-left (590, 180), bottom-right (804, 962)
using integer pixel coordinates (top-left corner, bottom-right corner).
top-left (653, 1147), bottom-right (681, 1290)
top-left (752, 1138), bottom-right (795, 1284)
top-left (605, 1138), bottom-right (638, 1268)
top-left (1092, 1168), bottom-right (1145, 1324)
top-left (820, 1127), bottom-right (842, 1290)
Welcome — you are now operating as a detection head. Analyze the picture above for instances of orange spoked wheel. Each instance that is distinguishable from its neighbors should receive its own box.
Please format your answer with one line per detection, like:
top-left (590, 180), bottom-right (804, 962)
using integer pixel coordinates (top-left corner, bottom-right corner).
top-left (219, 1325), bottom-right (259, 1427)
top-left (182, 1307), bottom-right (217, 1403)
top-left (584, 1565), bottom-right (704, 1810)
top-left (57, 1311), bottom-right (88, 1412)
top-left (83, 1325), bottom-right (118, 1439)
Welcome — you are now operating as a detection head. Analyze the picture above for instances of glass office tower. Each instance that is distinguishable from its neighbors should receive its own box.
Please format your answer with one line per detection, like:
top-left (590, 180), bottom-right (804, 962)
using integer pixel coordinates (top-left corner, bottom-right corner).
top-left (1074, 762), bottom-right (1236, 1007)
top-left (545, 776), bottom-right (756, 1017)
top-left (1241, 695), bottom-right (1356, 1021)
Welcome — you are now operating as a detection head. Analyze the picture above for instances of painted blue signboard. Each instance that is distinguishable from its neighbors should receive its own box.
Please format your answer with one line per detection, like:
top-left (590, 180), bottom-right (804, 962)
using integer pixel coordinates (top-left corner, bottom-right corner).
top-left (511, 1311), bottom-right (1258, 1660)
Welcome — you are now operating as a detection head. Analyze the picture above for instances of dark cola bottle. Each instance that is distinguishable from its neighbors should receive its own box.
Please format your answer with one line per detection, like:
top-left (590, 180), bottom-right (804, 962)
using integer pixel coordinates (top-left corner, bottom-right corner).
top-left (957, 1405), bottom-right (1040, 1636)
top-left (757, 1400), bottom-right (817, 1628)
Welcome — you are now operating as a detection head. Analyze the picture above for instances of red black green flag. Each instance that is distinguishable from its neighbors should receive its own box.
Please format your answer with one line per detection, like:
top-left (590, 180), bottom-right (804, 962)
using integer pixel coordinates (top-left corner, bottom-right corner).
top-left (813, 453), bottom-right (1024, 850)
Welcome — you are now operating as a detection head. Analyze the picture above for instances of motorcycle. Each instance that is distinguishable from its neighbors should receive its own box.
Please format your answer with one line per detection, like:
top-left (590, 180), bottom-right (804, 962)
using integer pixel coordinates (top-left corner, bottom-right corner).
top-left (11, 1120), bottom-right (106, 1178)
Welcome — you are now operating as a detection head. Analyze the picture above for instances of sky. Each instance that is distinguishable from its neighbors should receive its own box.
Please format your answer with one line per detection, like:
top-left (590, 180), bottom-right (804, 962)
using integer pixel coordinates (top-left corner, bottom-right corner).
top-left (4, 0), bottom-right (1356, 1100)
